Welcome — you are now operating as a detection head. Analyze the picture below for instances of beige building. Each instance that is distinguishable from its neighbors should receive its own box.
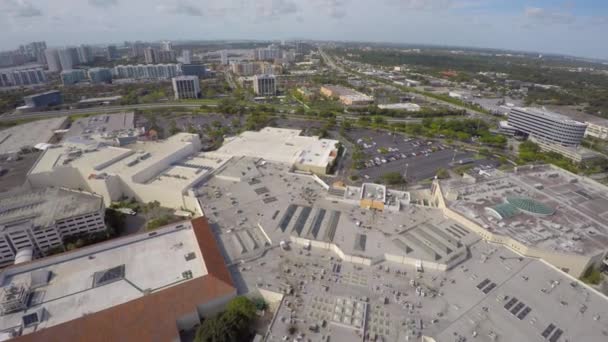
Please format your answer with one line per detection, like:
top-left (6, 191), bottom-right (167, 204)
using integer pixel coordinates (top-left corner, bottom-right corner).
top-left (26, 133), bottom-right (218, 214)
top-left (320, 85), bottom-right (374, 106)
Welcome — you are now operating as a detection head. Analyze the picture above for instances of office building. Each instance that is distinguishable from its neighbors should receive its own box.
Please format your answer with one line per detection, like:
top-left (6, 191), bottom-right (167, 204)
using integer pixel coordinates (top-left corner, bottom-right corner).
top-left (0, 187), bottom-right (106, 267)
top-left (0, 67), bottom-right (47, 88)
top-left (220, 50), bottom-right (228, 65)
top-left (181, 64), bottom-right (206, 77)
top-left (76, 45), bottom-right (93, 64)
top-left (23, 91), bottom-right (63, 108)
top-left (44, 49), bottom-right (61, 72)
top-left (112, 63), bottom-right (181, 80)
top-left (321, 85), bottom-right (374, 106)
top-left (57, 48), bottom-right (75, 71)
top-left (106, 45), bottom-right (119, 60)
top-left (88, 67), bottom-right (112, 84)
top-left (60, 69), bottom-right (87, 85)
top-left (0, 217), bottom-right (236, 341)
top-left (253, 74), bottom-right (276, 96)
top-left (172, 76), bottom-right (201, 99)
top-left (181, 49), bottom-right (192, 64)
top-left (508, 107), bottom-right (588, 146)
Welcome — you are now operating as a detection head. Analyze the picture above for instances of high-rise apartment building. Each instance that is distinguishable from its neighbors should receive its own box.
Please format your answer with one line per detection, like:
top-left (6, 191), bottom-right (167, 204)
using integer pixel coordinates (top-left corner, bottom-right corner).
top-left (19, 41), bottom-right (47, 63)
top-left (172, 76), bottom-right (201, 99)
top-left (253, 74), bottom-right (277, 96)
top-left (0, 67), bottom-right (47, 88)
top-left (76, 45), bottom-right (93, 64)
top-left (220, 50), bottom-right (228, 65)
top-left (113, 64), bottom-right (181, 79)
top-left (60, 69), bottom-right (88, 85)
top-left (181, 50), bottom-right (192, 64)
top-left (128, 41), bottom-right (145, 58)
top-left (57, 48), bottom-right (75, 71)
top-left (161, 40), bottom-right (173, 51)
top-left (0, 188), bottom-right (106, 267)
top-left (88, 67), bottom-right (112, 84)
top-left (44, 48), bottom-right (61, 72)
top-left (106, 45), bottom-right (119, 60)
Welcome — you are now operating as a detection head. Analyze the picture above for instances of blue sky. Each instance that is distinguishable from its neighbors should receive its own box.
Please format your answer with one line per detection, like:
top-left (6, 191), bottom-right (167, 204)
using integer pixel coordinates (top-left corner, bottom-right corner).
top-left (1, 0), bottom-right (607, 59)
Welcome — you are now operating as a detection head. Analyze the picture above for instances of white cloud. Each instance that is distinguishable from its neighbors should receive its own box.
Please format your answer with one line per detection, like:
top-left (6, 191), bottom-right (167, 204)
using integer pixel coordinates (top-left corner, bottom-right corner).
top-left (255, 0), bottom-right (298, 18)
top-left (2, 0), bottom-right (43, 17)
top-left (89, 0), bottom-right (119, 8)
top-left (156, 1), bottom-right (204, 16)
top-left (524, 7), bottom-right (575, 25)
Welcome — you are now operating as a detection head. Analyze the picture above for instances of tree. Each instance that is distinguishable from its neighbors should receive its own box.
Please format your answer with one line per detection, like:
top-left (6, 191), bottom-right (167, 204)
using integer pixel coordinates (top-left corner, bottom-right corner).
top-left (436, 168), bottom-right (450, 179)
top-left (195, 297), bottom-right (256, 342)
top-left (380, 172), bottom-right (405, 185)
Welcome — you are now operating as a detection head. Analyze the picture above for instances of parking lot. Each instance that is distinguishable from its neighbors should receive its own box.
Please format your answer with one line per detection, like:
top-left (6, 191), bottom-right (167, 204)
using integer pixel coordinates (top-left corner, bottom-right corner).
top-left (0, 151), bottom-right (41, 193)
top-left (347, 129), bottom-right (499, 183)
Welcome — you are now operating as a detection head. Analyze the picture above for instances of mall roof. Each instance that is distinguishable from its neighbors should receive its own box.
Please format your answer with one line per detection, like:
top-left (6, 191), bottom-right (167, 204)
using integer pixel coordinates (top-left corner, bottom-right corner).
top-left (443, 164), bottom-right (608, 256)
top-left (2, 217), bottom-right (234, 342)
top-left (216, 127), bottom-right (339, 168)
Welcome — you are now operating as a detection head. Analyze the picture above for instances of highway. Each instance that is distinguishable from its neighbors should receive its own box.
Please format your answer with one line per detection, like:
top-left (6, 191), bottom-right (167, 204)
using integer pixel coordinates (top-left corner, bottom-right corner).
top-left (0, 100), bottom-right (423, 125)
top-left (0, 103), bottom-right (214, 122)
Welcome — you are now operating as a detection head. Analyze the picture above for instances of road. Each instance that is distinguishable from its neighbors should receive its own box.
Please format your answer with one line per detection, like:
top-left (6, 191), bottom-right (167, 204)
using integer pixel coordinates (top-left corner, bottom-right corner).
top-left (0, 101), bottom-right (423, 125)
top-left (0, 103), bottom-right (215, 122)
top-left (318, 46), bottom-right (490, 120)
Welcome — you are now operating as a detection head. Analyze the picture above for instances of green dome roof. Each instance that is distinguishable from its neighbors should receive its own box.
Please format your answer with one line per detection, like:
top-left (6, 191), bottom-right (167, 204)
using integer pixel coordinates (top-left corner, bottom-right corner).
top-left (506, 197), bottom-right (554, 216)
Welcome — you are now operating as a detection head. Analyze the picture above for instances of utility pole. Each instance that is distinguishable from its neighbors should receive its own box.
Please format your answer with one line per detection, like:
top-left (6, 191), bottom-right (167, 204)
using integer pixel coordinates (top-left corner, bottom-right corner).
top-left (403, 162), bottom-right (409, 190)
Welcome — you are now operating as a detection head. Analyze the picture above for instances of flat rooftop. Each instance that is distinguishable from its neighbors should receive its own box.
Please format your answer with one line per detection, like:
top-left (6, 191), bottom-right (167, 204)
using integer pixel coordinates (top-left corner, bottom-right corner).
top-left (0, 188), bottom-right (103, 229)
top-left (30, 133), bottom-right (199, 182)
top-left (0, 221), bottom-right (214, 335)
top-left (322, 85), bottom-right (363, 97)
top-left (444, 165), bottom-right (608, 256)
top-left (216, 127), bottom-right (338, 168)
top-left (0, 117), bottom-right (67, 155)
top-left (237, 214), bottom-right (608, 342)
top-left (200, 158), bottom-right (477, 267)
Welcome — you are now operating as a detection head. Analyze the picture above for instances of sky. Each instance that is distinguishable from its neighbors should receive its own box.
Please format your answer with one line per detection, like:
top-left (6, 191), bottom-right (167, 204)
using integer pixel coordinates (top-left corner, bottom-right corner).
top-left (1, 0), bottom-right (607, 59)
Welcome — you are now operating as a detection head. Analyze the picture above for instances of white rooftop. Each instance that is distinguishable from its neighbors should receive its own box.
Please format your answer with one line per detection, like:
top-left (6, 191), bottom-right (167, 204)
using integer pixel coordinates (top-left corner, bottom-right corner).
top-left (216, 127), bottom-right (339, 168)
top-left (0, 221), bottom-right (205, 334)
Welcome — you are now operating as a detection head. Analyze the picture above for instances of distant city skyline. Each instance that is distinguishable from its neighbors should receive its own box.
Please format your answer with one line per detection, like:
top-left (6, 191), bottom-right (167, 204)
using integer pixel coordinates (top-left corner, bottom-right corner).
top-left (1, 0), bottom-right (608, 60)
